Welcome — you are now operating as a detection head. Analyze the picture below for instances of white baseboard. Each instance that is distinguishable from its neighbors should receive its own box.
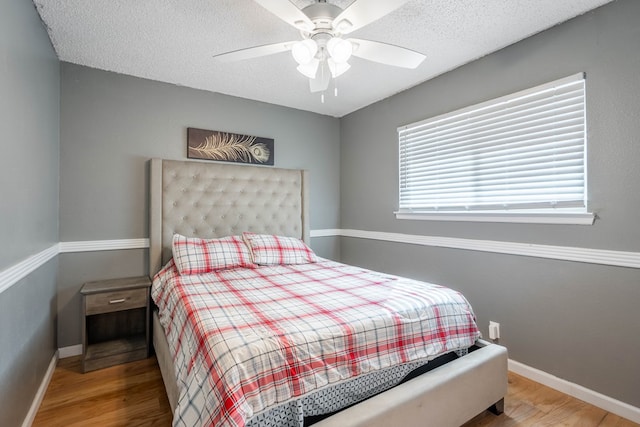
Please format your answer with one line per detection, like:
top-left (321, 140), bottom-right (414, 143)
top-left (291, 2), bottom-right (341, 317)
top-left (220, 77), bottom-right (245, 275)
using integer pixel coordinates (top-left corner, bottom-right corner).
top-left (58, 344), bottom-right (82, 359)
top-left (509, 359), bottom-right (640, 424)
top-left (22, 351), bottom-right (58, 427)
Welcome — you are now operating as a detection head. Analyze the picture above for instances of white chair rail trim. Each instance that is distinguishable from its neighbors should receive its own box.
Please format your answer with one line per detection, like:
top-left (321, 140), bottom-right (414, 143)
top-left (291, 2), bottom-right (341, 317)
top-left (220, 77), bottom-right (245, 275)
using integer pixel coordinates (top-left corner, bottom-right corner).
top-left (0, 244), bottom-right (58, 295)
top-left (0, 239), bottom-right (149, 296)
top-left (58, 238), bottom-right (150, 253)
top-left (311, 229), bottom-right (640, 269)
top-left (3, 231), bottom-right (638, 297)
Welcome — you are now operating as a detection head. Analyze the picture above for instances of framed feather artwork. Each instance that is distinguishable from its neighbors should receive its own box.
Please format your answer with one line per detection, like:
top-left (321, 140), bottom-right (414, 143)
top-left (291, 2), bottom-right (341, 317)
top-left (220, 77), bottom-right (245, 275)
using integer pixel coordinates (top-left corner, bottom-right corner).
top-left (187, 128), bottom-right (274, 165)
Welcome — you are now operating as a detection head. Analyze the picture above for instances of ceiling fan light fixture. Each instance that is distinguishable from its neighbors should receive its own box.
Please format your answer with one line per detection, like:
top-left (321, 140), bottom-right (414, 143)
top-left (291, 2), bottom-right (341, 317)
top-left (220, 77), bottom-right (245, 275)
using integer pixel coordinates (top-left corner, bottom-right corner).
top-left (291, 39), bottom-right (318, 65)
top-left (297, 59), bottom-right (320, 79)
top-left (216, 0), bottom-right (425, 100)
top-left (328, 58), bottom-right (350, 78)
top-left (327, 37), bottom-right (352, 63)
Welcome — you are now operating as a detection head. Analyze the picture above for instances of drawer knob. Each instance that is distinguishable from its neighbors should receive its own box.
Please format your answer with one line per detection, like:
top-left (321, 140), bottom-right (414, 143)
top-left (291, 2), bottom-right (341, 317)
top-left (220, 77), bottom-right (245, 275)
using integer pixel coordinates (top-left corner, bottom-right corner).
top-left (109, 298), bottom-right (126, 304)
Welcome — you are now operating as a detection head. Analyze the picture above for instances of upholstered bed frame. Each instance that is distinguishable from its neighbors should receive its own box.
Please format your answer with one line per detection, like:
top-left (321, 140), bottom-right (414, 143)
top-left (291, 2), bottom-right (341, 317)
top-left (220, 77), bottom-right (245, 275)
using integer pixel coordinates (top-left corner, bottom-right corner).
top-left (149, 158), bottom-right (508, 426)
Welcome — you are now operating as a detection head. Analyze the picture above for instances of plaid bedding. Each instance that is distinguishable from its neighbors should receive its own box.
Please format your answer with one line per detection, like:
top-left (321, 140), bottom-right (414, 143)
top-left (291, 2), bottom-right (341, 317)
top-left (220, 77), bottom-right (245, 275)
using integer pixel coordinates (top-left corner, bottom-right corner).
top-left (152, 259), bottom-right (481, 427)
top-left (172, 234), bottom-right (255, 275)
top-left (242, 232), bottom-right (319, 265)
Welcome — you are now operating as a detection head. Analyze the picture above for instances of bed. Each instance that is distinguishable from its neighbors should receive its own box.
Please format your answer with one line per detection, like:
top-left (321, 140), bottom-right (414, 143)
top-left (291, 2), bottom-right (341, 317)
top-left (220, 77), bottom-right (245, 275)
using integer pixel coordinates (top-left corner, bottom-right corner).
top-left (149, 158), bottom-right (508, 427)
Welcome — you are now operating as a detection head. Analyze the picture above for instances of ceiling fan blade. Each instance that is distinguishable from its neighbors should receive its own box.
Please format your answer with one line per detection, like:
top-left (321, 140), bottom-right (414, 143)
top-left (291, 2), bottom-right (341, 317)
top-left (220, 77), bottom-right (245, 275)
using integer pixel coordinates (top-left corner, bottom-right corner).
top-left (309, 63), bottom-right (331, 93)
top-left (332, 0), bottom-right (409, 34)
top-left (349, 38), bottom-right (425, 69)
top-left (213, 41), bottom-right (295, 63)
top-left (254, 0), bottom-right (314, 31)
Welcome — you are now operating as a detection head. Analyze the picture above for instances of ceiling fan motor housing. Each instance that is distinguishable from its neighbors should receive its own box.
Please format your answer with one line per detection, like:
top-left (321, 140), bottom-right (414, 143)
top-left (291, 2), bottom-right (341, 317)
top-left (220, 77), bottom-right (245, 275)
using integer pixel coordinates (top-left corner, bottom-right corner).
top-left (299, 1), bottom-right (353, 62)
top-left (301, 2), bottom-right (343, 35)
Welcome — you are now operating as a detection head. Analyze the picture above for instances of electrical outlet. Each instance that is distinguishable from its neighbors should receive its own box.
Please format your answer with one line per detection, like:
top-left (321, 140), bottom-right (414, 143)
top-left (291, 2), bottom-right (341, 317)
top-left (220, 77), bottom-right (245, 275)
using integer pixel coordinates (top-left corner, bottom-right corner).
top-left (489, 321), bottom-right (500, 340)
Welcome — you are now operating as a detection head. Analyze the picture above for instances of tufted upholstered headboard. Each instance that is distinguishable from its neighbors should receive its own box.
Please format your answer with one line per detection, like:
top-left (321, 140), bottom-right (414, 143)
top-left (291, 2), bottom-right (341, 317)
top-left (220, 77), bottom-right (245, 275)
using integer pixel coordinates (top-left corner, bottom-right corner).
top-left (149, 158), bottom-right (309, 275)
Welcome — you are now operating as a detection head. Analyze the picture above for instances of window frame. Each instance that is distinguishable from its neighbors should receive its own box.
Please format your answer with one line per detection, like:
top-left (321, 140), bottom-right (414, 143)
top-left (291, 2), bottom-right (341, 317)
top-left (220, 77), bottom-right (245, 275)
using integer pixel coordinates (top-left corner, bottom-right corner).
top-left (396, 73), bottom-right (594, 225)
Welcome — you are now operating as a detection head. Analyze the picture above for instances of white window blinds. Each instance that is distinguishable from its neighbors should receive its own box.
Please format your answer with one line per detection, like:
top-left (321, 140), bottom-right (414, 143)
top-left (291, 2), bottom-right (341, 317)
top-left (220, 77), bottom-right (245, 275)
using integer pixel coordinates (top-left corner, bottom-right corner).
top-left (398, 73), bottom-right (586, 213)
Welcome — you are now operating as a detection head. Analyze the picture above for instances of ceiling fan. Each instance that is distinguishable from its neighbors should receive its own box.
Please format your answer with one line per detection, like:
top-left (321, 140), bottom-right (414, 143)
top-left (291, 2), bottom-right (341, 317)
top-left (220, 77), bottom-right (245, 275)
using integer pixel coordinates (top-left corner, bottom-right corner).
top-left (213, 0), bottom-right (426, 98)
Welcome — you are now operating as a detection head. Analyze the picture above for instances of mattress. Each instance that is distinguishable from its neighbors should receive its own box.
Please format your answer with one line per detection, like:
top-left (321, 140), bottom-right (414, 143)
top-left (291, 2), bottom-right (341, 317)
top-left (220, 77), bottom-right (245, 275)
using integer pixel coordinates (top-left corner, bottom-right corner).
top-left (152, 258), bottom-right (481, 427)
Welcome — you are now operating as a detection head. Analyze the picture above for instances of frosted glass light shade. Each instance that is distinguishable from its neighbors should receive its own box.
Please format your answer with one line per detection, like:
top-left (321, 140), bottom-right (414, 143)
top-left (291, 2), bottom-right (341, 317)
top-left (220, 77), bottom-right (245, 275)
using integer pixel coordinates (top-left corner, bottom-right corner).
top-left (327, 37), bottom-right (352, 63)
top-left (291, 39), bottom-right (318, 65)
top-left (328, 58), bottom-right (350, 78)
top-left (297, 59), bottom-right (320, 78)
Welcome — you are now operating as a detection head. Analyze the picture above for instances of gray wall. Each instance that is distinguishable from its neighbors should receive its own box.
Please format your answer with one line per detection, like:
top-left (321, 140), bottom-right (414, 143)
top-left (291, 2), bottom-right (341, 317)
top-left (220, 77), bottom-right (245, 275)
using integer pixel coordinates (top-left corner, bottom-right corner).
top-left (58, 63), bottom-right (341, 347)
top-left (340, 0), bottom-right (640, 408)
top-left (4, 0), bottom-right (638, 421)
top-left (0, 0), bottom-right (60, 425)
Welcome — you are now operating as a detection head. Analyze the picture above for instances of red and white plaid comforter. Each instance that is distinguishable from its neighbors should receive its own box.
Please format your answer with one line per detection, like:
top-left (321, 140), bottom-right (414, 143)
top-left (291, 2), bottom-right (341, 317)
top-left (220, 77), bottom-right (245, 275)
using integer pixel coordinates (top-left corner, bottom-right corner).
top-left (152, 259), bottom-right (480, 427)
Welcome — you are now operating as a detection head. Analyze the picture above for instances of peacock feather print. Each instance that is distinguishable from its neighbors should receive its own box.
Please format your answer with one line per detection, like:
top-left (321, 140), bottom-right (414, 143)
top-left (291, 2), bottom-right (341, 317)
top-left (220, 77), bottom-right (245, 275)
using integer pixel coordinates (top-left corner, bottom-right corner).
top-left (187, 129), bottom-right (273, 165)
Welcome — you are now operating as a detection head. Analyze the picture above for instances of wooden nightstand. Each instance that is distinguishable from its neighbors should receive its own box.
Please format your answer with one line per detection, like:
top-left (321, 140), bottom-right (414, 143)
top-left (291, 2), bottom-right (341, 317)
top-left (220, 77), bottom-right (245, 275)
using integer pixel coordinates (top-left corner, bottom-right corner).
top-left (80, 276), bottom-right (151, 373)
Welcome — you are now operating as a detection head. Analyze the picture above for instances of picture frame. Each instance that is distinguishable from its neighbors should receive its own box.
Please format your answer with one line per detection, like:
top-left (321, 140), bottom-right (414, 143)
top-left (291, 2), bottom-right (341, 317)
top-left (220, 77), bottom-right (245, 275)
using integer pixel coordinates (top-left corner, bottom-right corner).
top-left (187, 127), bottom-right (274, 165)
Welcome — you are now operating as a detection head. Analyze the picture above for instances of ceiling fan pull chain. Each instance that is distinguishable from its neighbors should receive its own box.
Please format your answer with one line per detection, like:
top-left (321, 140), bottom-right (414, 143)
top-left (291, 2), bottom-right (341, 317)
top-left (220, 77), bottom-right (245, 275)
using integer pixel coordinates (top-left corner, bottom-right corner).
top-left (320, 59), bottom-right (327, 103)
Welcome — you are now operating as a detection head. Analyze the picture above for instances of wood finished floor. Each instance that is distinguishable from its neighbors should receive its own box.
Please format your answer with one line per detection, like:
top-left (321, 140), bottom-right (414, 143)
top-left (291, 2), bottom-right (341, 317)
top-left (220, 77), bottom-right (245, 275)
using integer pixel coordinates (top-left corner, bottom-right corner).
top-left (33, 356), bottom-right (638, 427)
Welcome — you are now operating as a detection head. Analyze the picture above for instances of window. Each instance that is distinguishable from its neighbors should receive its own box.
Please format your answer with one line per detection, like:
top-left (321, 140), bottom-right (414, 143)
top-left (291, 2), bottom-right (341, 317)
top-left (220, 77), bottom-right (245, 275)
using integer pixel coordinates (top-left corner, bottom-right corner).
top-left (397, 73), bottom-right (594, 224)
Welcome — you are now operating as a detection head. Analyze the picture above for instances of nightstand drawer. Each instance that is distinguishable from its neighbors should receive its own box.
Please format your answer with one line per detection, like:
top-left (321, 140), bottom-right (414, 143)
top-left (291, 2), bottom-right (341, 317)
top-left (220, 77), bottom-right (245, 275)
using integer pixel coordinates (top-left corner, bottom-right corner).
top-left (85, 288), bottom-right (147, 315)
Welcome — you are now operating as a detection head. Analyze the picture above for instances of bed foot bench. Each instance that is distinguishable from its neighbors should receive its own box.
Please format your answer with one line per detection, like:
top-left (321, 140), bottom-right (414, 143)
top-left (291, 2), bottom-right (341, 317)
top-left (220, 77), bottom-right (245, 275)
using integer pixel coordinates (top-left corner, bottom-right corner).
top-left (314, 340), bottom-right (508, 427)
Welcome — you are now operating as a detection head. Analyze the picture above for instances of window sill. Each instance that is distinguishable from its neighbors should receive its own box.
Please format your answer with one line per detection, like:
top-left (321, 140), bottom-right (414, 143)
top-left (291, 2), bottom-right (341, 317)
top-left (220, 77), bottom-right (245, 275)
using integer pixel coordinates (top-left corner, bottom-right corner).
top-left (394, 211), bottom-right (595, 225)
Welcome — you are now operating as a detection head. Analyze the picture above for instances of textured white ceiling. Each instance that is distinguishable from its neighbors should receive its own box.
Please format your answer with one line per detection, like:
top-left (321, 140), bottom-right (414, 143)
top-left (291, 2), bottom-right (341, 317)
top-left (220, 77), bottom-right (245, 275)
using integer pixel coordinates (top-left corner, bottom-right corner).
top-left (34, 0), bottom-right (613, 117)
